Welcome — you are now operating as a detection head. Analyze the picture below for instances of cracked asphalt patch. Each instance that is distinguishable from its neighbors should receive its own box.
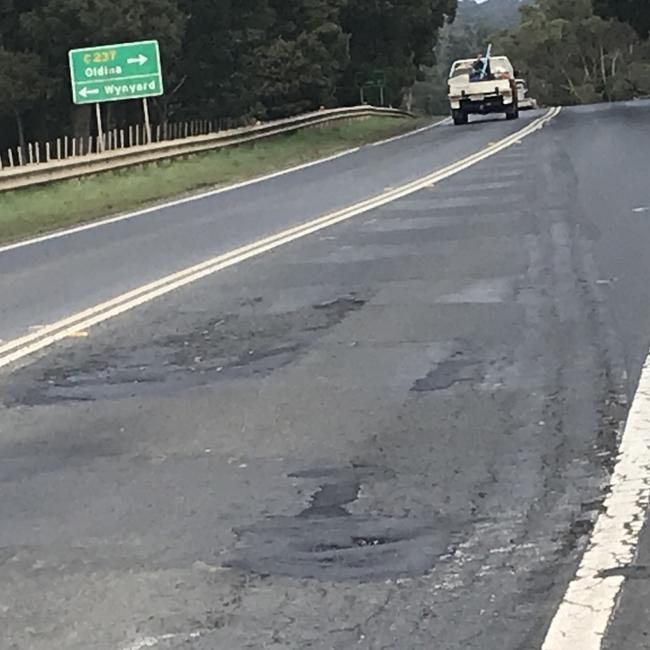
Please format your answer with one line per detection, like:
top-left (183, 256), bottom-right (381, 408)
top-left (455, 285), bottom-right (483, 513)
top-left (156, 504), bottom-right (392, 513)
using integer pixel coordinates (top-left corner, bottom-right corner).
top-left (2, 293), bottom-right (368, 406)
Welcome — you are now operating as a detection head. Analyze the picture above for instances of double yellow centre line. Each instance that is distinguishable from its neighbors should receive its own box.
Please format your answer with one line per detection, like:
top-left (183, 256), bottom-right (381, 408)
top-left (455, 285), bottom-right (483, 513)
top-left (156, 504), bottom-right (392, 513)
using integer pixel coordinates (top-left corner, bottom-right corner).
top-left (0, 108), bottom-right (560, 371)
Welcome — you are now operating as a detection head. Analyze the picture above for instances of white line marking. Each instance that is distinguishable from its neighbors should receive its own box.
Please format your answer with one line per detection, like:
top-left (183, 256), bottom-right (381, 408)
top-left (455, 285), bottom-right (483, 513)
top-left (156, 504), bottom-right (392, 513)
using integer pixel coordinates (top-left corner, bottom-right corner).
top-left (369, 117), bottom-right (450, 146)
top-left (542, 357), bottom-right (650, 648)
top-left (119, 631), bottom-right (202, 650)
top-left (0, 114), bottom-right (494, 255)
top-left (120, 637), bottom-right (162, 650)
top-left (0, 147), bottom-right (361, 254)
top-left (0, 108), bottom-right (559, 370)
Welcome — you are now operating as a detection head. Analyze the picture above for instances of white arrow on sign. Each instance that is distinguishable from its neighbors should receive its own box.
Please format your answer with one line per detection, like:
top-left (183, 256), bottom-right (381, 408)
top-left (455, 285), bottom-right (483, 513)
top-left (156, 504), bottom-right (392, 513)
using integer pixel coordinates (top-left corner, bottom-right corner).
top-left (127, 54), bottom-right (148, 66)
top-left (79, 87), bottom-right (100, 99)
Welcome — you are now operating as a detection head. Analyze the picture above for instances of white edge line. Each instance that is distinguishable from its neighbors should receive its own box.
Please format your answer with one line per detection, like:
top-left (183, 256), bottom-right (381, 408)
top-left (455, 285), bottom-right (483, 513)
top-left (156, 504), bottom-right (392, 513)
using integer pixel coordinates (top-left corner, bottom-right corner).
top-left (1, 114), bottom-right (451, 255)
top-left (0, 146), bottom-right (362, 254)
top-left (541, 357), bottom-right (650, 648)
top-left (369, 117), bottom-right (450, 146)
top-left (0, 108), bottom-right (559, 369)
top-left (118, 630), bottom-right (202, 650)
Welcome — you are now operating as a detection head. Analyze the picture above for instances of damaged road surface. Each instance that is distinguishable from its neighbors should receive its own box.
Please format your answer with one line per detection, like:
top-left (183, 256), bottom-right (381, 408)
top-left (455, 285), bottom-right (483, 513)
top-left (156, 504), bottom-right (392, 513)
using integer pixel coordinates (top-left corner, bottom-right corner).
top-left (3, 103), bottom-right (650, 650)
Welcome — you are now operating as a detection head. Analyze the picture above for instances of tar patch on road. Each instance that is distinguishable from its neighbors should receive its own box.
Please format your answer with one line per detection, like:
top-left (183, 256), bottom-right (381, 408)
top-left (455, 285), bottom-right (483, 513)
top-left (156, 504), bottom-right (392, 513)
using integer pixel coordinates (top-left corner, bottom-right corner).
top-left (1, 294), bottom-right (368, 406)
top-left (412, 358), bottom-right (481, 392)
top-left (598, 565), bottom-right (650, 580)
top-left (224, 465), bottom-right (460, 581)
top-left (411, 344), bottom-right (483, 393)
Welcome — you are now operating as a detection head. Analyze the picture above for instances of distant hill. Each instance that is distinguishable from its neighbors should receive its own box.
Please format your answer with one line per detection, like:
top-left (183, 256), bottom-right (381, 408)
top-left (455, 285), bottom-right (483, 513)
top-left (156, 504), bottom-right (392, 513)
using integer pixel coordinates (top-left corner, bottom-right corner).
top-left (456, 0), bottom-right (531, 29)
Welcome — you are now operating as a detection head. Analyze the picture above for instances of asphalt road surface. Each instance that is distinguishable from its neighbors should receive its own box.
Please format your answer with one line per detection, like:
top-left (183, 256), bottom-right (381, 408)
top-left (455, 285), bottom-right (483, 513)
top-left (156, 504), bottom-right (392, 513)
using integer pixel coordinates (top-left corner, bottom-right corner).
top-left (0, 112), bottom-right (529, 344)
top-left (2, 103), bottom-right (650, 650)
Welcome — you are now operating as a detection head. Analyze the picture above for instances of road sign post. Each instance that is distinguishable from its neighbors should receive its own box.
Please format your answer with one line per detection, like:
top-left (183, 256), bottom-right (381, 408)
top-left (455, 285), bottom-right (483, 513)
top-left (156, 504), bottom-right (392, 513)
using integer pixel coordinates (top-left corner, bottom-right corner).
top-left (95, 103), bottom-right (104, 152)
top-left (356, 70), bottom-right (386, 107)
top-left (68, 40), bottom-right (163, 105)
top-left (142, 98), bottom-right (151, 144)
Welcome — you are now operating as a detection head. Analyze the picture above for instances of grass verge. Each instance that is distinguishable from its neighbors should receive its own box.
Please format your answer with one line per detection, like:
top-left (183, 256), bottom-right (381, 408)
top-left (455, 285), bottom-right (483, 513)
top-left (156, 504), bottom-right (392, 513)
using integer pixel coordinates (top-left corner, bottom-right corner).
top-left (0, 116), bottom-right (436, 245)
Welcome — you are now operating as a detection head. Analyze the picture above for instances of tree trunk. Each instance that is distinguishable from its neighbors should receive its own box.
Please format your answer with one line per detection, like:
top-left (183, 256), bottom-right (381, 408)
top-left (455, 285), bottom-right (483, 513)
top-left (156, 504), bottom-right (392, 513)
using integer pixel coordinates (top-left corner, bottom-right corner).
top-left (72, 105), bottom-right (92, 138)
top-left (612, 51), bottom-right (620, 79)
top-left (154, 96), bottom-right (170, 126)
top-left (105, 103), bottom-right (114, 131)
top-left (14, 110), bottom-right (26, 159)
top-left (600, 45), bottom-right (610, 102)
top-left (561, 67), bottom-right (581, 101)
top-left (153, 75), bottom-right (187, 127)
top-left (404, 87), bottom-right (414, 112)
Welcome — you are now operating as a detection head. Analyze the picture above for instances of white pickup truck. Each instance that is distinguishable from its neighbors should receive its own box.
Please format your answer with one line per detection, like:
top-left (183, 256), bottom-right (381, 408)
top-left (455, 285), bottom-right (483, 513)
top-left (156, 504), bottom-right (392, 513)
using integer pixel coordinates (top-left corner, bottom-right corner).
top-left (448, 55), bottom-right (519, 126)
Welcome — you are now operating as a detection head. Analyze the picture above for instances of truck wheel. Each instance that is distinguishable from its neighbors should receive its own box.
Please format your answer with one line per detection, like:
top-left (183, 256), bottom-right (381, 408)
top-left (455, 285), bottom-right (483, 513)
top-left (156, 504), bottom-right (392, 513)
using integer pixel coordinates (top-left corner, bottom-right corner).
top-left (505, 103), bottom-right (519, 120)
top-left (452, 110), bottom-right (468, 126)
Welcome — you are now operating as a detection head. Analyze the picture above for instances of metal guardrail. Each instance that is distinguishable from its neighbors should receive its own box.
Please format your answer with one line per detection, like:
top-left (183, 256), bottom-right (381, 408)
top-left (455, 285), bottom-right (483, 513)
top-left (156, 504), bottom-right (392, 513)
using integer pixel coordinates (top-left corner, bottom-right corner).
top-left (0, 106), bottom-right (411, 192)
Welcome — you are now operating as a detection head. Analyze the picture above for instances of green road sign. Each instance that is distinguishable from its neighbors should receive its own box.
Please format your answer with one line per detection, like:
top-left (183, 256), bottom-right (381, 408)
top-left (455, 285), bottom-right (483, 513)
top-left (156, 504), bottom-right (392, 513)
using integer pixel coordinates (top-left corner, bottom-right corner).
top-left (355, 70), bottom-right (386, 89)
top-left (366, 71), bottom-right (386, 87)
top-left (69, 40), bottom-right (163, 105)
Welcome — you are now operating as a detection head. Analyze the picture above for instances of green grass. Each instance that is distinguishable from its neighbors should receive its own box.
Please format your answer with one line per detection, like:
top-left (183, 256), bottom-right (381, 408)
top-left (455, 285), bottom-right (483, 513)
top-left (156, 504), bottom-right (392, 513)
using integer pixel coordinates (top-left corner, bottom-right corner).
top-left (0, 116), bottom-right (435, 245)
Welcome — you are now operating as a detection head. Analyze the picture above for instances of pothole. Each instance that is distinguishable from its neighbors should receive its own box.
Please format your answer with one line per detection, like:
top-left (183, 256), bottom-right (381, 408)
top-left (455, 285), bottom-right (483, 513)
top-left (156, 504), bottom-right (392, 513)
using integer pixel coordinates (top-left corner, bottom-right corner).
top-left (224, 464), bottom-right (459, 581)
top-left (224, 513), bottom-right (453, 581)
top-left (412, 358), bottom-right (481, 392)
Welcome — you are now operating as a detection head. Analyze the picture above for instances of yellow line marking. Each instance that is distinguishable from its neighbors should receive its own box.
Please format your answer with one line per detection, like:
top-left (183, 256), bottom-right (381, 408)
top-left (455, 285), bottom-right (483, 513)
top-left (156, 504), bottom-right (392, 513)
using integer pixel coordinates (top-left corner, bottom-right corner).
top-left (0, 108), bottom-right (560, 371)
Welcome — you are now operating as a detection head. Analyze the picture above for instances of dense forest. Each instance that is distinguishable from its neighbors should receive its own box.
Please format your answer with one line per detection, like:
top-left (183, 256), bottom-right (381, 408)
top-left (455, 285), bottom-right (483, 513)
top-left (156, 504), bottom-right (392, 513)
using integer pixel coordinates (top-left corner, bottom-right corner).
top-left (2, 0), bottom-right (649, 153)
top-left (0, 0), bottom-right (457, 151)
top-left (494, 0), bottom-right (650, 105)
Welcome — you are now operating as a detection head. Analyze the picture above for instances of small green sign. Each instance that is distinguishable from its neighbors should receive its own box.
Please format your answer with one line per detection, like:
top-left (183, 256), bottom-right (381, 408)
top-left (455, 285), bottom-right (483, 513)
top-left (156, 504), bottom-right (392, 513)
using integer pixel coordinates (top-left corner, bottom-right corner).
top-left (69, 40), bottom-right (163, 105)
top-left (366, 71), bottom-right (386, 88)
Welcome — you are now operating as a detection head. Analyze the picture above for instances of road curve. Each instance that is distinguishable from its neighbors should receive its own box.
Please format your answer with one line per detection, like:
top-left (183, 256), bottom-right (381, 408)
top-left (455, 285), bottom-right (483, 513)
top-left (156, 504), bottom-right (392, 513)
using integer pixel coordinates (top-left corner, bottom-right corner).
top-left (0, 112), bottom-right (541, 344)
top-left (2, 102), bottom-right (650, 650)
